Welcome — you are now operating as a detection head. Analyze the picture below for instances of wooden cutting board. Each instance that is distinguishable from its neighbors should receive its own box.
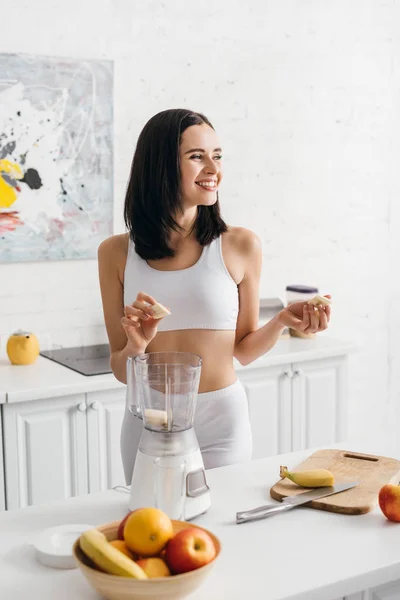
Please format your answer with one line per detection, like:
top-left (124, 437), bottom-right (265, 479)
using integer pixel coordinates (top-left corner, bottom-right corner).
top-left (270, 449), bottom-right (400, 515)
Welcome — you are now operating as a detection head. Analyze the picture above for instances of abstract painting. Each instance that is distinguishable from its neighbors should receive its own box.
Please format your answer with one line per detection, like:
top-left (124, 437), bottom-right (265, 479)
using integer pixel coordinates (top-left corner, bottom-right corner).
top-left (0, 53), bottom-right (113, 262)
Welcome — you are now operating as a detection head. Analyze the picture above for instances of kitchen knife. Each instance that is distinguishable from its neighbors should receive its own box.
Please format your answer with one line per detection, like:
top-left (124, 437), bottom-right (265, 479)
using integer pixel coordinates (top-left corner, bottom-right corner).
top-left (236, 481), bottom-right (359, 524)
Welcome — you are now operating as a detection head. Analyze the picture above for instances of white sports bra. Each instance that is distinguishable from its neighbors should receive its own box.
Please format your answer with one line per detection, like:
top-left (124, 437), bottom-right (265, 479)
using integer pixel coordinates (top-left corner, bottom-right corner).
top-left (123, 235), bottom-right (239, 332)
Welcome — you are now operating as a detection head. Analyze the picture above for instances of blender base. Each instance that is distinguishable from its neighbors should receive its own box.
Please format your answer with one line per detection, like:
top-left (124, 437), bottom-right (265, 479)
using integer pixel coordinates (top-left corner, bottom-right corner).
top-left (129, 446), bottom-right (211, 521)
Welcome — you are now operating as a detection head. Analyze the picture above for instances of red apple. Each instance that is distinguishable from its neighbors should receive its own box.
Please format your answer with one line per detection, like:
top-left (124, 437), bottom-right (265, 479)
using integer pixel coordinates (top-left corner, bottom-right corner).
top-left (165, 527), bottom-right (216, 574)
top-left (379, 484), bottom-right (400, 522)
top-left (117, 511), bottom-right (134, 540)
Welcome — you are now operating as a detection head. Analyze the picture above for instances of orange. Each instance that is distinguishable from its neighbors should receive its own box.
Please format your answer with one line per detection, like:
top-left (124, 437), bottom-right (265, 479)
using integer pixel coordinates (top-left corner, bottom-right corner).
top-left (136, 557), bottom-right (171, 578)
top-left (123, 507), bottom-right (173, 557)
top-left (109, 539), bottom-right (137, 560)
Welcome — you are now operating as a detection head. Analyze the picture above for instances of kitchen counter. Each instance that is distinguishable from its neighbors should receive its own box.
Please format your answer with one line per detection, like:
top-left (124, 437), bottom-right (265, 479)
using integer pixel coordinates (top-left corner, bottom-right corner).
top-left (0, 441), bottom-right (398, 600)
top-left (0, 336), bottom-right (356, 404)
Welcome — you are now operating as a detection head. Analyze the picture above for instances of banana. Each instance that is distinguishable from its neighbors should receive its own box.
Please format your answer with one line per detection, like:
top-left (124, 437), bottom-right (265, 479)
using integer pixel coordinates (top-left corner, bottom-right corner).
top-left (149, 301), bottom-right (171, 319)
top-left (144, 408), bottom-right (168, 428)
top-left (309, 295), bottom-right (332, 307)
top-left (280, 465), bottom-right (335, 488)
top-left (307, 295), bottom-right (331, 326)
top-left (79, 528), bottom-right (148, 579)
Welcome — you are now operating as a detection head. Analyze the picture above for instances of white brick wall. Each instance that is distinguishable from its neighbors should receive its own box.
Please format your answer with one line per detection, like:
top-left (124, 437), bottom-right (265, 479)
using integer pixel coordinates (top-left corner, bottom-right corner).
top-left (1, 0), bottom-right (399, 447)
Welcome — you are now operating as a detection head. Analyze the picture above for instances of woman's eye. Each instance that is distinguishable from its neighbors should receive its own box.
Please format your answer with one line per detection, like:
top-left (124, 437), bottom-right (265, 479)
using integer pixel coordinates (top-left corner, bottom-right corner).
top-left (189, 153), bottom-right (222, 161)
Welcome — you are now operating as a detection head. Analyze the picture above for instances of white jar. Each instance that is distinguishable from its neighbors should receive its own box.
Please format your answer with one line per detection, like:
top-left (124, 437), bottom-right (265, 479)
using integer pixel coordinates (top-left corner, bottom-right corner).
top-left (286, 285), bottom-right (319, 306)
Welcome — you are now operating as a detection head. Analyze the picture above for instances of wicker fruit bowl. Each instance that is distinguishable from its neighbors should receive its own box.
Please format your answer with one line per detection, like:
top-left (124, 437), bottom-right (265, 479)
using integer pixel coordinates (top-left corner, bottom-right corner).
top-left (73, 519), bottom-right (221, 600)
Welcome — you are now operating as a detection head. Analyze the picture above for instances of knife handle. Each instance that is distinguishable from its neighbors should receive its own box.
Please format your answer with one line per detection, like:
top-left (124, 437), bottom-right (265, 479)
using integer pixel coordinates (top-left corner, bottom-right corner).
top-left (236, 502), bottom-right (293, 524)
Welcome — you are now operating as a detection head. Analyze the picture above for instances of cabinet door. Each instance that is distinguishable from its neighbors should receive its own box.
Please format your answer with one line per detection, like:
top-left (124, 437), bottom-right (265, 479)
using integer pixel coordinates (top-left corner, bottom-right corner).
top-left (368, 580), bottom-right (400, 599)
top-left (86, 388), bottom-right (126, 493)
top-left (238, 364), bottom-right (292, 459)
top-left (3, 394), bottom-right (88, 510)
top-left (0, 412), bottom-right (5, 511)
top-left (291, 355), bottom-right (348, 451)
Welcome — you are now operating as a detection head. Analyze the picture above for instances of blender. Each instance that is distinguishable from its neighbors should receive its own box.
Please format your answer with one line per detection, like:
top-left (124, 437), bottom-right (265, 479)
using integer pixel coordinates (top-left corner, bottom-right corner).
top-left (126, 351), bottom-right (211, 520)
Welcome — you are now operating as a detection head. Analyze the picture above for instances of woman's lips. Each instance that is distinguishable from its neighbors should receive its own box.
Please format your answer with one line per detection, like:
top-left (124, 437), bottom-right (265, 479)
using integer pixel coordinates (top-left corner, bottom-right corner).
top-left (195, 182), bottom-right (217, 191)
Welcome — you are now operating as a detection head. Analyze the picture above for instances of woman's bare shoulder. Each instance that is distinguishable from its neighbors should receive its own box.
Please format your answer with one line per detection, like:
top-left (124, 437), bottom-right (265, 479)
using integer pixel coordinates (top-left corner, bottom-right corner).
top-left (98, 233), bottom-right (129, 261)
top-left (223, 226), bottom-right (261, 257)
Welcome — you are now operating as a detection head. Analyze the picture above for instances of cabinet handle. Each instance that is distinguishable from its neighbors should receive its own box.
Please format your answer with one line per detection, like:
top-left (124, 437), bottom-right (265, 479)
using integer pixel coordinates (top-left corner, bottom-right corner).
top-left (283, 370), bottom-right (293, 379)
top-left (293, 369), bottom-right (302, 377)
top-left (77, 402), bottom-right (87, 412)
top-left (90, 401), bottom-right (100, 411)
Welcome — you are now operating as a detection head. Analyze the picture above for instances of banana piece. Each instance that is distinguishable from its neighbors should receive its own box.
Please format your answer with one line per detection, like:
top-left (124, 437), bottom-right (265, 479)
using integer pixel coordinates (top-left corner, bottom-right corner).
top-left (144, 408), bottom-right (168, 427)
top-left (308, 295), bottom-right (331, 325)
top-left (150, 301), bottom-right (171, 319)
top-left (309, 295), bottom-right (332, 307)
top-left (79, 528), bottom-right (148, 579)
top-left (280, 465), bottom-right (335, 488)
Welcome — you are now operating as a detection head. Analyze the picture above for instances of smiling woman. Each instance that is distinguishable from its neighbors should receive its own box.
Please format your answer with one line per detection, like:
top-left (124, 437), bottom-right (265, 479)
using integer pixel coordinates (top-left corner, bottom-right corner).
top-left (97, 108), bottom-right (332, 485)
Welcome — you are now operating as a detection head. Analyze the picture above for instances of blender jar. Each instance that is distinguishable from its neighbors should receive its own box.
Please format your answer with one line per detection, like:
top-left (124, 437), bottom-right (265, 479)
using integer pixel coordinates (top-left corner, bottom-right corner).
top-left (126, 351), bottom-right (202, 432)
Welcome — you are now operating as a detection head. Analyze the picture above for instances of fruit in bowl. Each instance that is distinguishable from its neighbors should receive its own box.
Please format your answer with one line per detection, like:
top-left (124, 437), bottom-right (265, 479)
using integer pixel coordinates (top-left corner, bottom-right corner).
top-left (123, 507), bottom-right (174, 557)
top-left (165, 526), bottom-right (217, 574)
top-left (136, 557), bottom-right (171, 578)
top-left (73, 507), bottom-right (221, 600)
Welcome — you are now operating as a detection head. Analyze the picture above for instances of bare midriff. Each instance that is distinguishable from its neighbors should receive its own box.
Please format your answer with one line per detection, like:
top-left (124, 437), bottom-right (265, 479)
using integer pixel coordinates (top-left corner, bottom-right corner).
top-left (146, 329), bottom-right (238, 393)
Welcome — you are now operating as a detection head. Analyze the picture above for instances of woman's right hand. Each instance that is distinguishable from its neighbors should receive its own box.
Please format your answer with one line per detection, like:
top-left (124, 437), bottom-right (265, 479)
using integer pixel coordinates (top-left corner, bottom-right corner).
top-left (121, 291), bottom-right (168, 352)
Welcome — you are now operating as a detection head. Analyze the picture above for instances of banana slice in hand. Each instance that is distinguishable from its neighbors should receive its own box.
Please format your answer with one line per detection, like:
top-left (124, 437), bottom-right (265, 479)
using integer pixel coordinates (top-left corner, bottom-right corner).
top-left (150, 301), bottom-right (171, 319)
top-left (309, 295), bottom-right (332, 307)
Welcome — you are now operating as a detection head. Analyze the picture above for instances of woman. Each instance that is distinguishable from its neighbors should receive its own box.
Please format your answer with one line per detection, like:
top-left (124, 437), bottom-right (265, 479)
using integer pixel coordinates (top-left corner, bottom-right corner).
top-left (98, 108), bottom-right (331, 484)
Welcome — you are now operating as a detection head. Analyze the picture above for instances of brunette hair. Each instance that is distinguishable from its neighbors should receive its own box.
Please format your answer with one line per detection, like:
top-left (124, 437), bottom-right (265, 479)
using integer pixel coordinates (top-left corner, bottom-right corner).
top-left (123, 108), bottom-right (227, 259)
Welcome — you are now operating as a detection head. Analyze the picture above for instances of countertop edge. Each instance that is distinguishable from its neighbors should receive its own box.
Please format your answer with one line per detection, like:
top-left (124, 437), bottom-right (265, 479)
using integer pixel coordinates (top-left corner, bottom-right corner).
top-left (1, 337), bottom-right (357, 405)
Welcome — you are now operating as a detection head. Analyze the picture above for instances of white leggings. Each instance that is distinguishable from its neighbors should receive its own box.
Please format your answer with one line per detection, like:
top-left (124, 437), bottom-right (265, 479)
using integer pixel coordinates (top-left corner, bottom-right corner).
top-left (120, 379), bottom-right (253, 485)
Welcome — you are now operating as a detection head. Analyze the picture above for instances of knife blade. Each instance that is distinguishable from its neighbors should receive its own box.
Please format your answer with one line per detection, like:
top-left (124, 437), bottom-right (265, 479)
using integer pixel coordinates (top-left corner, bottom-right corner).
top-left (236, 481), bottom-right (359, 524)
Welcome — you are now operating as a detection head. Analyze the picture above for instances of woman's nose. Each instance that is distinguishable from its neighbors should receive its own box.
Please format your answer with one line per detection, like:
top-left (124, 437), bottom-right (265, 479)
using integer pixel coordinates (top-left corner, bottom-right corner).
top-left (204, 159), bottom-right (218, 174)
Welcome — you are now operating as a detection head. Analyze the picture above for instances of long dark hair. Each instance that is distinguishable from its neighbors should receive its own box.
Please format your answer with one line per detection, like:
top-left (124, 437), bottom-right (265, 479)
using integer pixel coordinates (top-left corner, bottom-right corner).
top-left (123, 108), bottom-right (228, 260)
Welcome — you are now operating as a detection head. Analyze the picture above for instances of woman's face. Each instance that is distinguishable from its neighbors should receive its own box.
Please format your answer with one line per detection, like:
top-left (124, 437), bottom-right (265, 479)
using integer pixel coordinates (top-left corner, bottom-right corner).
top-left (179, 124), bottom-right (223, 209)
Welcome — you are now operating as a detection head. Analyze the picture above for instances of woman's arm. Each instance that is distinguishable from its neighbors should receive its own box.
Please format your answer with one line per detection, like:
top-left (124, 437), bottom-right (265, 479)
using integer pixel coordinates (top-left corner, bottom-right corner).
top-left (232, 230), bottom-right (284, 365)
top-left (233, 230), bottom-right (329, 366)
top-left (98, 237), bottom-right (144, 384)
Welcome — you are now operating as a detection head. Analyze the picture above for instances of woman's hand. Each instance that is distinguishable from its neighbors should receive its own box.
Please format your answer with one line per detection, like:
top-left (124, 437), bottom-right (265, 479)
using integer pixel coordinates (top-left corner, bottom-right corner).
top-left (277, 295), bottom-right (331, 335)
top-left (121, 291), bottom-right (168, 352)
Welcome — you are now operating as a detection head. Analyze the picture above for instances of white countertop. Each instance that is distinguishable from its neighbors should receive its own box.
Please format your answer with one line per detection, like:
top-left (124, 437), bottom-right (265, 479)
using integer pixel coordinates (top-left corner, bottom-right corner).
top-left (0, 336), bottom-right (356, 404)
top-left (0, 441), bottom-right (398, 600)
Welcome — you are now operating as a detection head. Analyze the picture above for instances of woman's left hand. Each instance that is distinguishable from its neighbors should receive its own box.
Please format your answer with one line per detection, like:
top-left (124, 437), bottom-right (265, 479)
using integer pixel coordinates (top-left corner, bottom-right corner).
top-left (277, 295), bottom-right (331, 335)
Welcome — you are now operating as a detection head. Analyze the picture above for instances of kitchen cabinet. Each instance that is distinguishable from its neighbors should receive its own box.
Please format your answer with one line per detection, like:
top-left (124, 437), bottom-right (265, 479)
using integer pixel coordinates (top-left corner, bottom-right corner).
top-left (3, 394), bottom-right (89, 510)
top-left (238, 354), bottom-right (348, 459)
top-left (238, 363), bottom-right (292, 458)
top-left (2, 390), bottom-right (127, 510)
top-left (86, 388), bottom-right (126, 493)
top-left (367, 580), bottom-right (400, 598)
top-left (341, 579), bottom-right (400, 598)
top-left (290, 355), bottom-right (347, 451)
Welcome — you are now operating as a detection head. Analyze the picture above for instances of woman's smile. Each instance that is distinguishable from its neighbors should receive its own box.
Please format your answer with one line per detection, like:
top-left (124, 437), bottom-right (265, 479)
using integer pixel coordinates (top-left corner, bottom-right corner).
top-left (195, 178), bottom-right (218, 191)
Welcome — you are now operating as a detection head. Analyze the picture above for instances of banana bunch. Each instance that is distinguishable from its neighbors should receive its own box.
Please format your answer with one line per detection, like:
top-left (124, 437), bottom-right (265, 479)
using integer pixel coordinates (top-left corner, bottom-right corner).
top-left (280, 465), bottom-right (335, 488)
top-left (79, 529), bottom-right (148, 578)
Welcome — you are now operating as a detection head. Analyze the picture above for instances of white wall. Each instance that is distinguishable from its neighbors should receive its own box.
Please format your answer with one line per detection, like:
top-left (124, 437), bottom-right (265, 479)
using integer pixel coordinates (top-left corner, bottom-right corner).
top-left (1, 0), bottom-right (399, 448)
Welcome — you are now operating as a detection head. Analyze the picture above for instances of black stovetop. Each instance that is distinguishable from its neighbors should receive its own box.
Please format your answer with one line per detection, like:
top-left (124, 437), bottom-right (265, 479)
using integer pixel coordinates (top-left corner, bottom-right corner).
top-left (40, 344), bottom-right (112, 376)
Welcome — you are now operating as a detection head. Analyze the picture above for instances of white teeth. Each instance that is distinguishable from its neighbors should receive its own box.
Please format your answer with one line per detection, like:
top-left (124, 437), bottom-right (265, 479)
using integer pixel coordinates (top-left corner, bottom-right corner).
top-left (196, 181), bottom-right (217, 188)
